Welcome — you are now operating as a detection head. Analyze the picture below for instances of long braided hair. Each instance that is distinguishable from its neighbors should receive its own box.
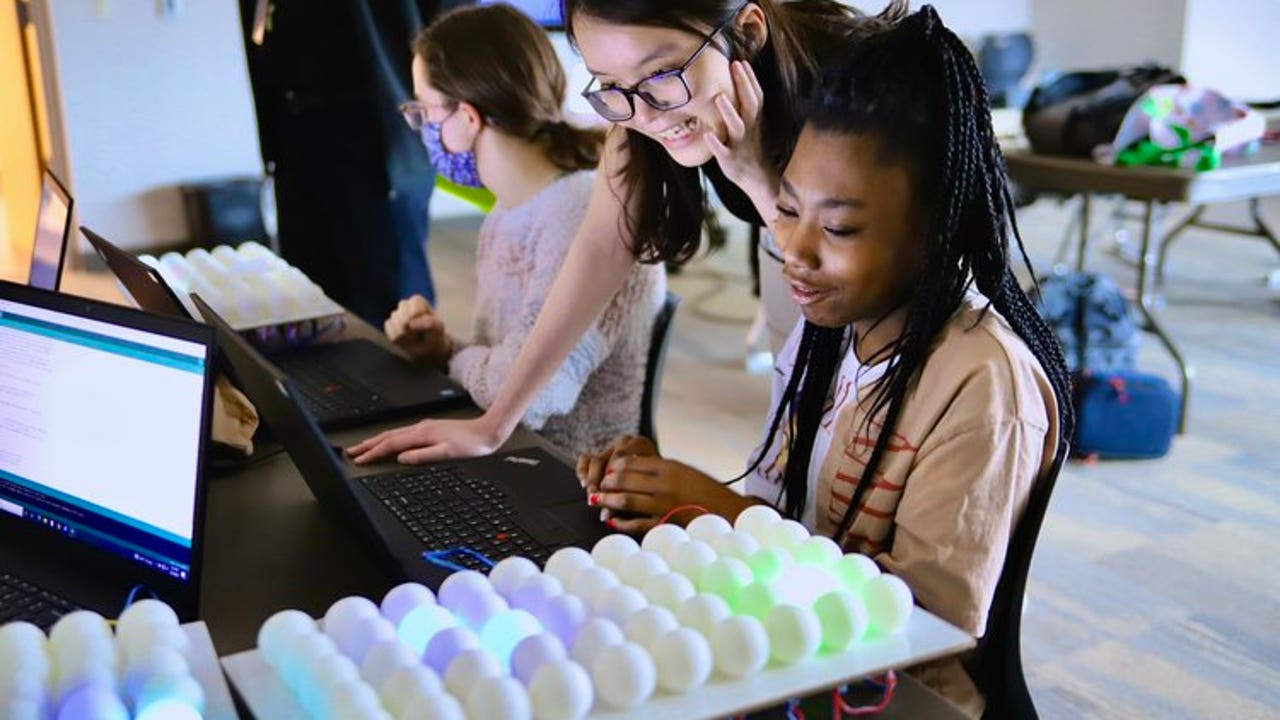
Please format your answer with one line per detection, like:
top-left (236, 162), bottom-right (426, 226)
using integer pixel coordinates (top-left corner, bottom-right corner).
top-left (747, 6), bottom-right (1074, 535)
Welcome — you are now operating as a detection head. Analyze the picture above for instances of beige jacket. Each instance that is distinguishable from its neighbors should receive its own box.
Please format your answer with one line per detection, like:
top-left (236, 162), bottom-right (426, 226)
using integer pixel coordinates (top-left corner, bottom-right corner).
top-left (748, 293), bottom-right (1060, 715)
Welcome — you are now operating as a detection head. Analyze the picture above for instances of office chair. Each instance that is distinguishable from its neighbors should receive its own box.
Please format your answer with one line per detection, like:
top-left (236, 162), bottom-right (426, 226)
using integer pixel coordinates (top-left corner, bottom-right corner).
top-left (968, 445), bottom-right (1069, 720)
top-left (639, 291), bottom-right (682, 450)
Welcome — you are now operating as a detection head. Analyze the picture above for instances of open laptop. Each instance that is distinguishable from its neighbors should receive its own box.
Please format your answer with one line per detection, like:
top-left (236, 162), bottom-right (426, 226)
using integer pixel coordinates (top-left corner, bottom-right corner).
top-left (0, 280), bottom-right (216, 625)
top-left (192, 294), bottom-right (606, 587)
top-left (80, 226), bottom-right (467, 430)
top-left (27, 169), bottom-right (74, 291)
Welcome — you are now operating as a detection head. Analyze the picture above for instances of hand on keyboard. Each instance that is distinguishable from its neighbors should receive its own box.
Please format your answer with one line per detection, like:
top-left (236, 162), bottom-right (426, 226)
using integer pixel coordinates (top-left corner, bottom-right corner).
top-left (347, 416), bottom-right (502, 465)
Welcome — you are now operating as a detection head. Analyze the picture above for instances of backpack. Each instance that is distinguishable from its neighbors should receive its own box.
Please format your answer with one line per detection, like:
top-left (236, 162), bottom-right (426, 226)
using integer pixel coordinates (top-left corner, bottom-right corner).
top-left (1023, 65), bottom-right (1186, 157)
top-left (1035, 272), bottom-right (1139, 375)
top-left (1036, 272), bottom-right (1178, 459)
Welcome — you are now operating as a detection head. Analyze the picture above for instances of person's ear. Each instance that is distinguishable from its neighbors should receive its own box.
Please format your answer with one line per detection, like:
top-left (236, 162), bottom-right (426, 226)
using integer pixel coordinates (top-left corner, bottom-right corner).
top-left (736, 3), bottom-right (768, 57)
top-left (456, 100), bottom-right (485, 143)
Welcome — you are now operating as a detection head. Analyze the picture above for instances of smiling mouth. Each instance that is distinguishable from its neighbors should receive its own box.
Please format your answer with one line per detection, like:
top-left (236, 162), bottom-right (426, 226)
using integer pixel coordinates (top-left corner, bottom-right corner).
top-left (655, 117), bottom-right (699, 143)
top-left (788, 280), bottom-right (830, 306)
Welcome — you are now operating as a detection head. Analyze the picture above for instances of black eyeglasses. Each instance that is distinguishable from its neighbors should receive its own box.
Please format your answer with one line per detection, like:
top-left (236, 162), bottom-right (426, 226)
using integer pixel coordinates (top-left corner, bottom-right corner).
top-left (580, 4), bottom-right (746, 122)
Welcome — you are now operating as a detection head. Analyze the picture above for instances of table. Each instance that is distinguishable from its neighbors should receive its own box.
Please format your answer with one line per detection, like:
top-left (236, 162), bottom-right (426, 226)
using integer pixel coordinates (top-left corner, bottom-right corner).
top-left (1005, 143), bottom-right (1280, 432)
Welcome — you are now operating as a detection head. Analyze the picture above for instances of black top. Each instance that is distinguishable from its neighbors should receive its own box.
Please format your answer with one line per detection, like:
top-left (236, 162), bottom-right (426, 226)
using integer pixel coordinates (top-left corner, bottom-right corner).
top-left (702, 159), bottom-right (765, 227)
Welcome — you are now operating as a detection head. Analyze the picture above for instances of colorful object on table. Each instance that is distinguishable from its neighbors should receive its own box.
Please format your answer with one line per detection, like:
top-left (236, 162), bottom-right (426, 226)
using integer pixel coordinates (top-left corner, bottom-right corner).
top-left (1101, 84), bottom-right (1265, 171)
top-left (242, 522), bottom-right (917, 718)
top-left (0, 601), bottom-right (206, 719)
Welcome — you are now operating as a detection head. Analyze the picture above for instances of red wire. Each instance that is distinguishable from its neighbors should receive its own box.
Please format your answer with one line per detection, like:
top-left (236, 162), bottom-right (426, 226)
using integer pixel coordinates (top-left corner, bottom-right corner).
top-left (833, 670), bottom-right (898, 717)
top-left (658, 504), bottom-right (710, 524)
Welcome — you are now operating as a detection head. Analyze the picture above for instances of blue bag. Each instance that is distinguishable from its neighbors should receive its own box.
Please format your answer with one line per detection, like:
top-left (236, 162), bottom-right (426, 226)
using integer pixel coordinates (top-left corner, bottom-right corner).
top-left (1073, 372), bottom-right (1179, 459)
top-left (1036, 272), bottom-right (1179, 459)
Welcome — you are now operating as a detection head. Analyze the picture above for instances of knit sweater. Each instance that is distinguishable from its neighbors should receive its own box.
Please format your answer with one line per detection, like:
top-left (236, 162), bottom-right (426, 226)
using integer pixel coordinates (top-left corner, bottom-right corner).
top-left (448, 171), bottom-right (666, 455)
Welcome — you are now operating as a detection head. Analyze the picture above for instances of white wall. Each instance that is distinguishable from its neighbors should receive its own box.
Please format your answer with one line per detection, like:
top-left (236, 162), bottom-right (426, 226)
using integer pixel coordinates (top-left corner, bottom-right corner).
top-left (1030, 0), bottom-right (1186, 78)
top-left (924, 0), bottom-right (1031, 38)
top-left (49, 0), bottom-right (261, 251)
top-left (1182, 0), bottom-right (1280, 101)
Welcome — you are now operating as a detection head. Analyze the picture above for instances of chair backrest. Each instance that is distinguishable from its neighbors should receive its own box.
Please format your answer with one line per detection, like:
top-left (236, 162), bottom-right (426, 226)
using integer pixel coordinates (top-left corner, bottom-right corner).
top-left (639, 291), bottom-right (681, 448)
top-left (969, 444), bottom-right (1068, 720)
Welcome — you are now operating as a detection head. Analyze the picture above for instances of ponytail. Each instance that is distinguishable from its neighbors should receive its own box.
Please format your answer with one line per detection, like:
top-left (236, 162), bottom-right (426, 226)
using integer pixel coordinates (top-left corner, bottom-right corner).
top-left (537, 121), bottom-right (605, 173)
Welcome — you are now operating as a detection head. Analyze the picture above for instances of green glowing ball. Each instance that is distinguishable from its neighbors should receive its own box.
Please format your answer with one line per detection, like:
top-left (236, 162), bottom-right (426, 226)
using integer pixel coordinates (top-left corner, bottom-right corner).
top-left (697, 557), bottom-right (753, 607)
top-left (735, 582), bottom-right (778, 620)
top-left (862, 574), bottom-right (913, 636)
top-left (812, 590), bottom-right (868, 652)
top-left (792, 536), bottom-right (842, 568)
top-left (764, 604), bottom-right (821, 665)
top-left (745, 547), bottom-right (791, 584)
top-left (832, 553), bottom-right (880, 593)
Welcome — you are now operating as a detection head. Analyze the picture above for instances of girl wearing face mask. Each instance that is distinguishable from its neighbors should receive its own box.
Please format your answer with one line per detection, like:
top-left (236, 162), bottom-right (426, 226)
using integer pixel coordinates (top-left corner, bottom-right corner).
top-left (379, 4), bottom-right (665, 457)
top-left (349, 0), bottom-right (904, 465)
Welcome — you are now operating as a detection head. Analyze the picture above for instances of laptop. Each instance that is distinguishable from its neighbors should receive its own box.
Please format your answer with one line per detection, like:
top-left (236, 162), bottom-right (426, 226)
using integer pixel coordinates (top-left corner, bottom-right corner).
top-left (0, 280), bottom-right (216, 625)
top-left (80, 226), bottom-right (467, 430)
top-left (192, 294), bottom-right (607, 587)
top-left (27, 169), bottom-right (74, 291)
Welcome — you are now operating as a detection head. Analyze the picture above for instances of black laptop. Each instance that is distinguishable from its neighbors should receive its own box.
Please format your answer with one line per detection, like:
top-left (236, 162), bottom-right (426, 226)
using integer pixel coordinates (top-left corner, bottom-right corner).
top-left (192, 295), bottom-right (607, 587)
top-left (0, 280), bottom-right (216, 625)
top-left (80, 226), bottom-right (467, 430)
top-left (26, 169), bottom-right (74, 291)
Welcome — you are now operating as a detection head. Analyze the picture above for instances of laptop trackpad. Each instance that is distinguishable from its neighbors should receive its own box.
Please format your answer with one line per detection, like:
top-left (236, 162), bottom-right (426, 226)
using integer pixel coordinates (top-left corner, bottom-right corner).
top-left (520, 502), bottom-right (597, 545)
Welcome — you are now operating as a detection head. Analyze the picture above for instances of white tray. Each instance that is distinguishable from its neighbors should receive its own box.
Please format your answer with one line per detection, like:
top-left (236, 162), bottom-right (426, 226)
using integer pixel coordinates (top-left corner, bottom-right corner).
top-left (220, 609), bottom-right (971, 720)
top-left (181, 621), bottom-right (239, 720)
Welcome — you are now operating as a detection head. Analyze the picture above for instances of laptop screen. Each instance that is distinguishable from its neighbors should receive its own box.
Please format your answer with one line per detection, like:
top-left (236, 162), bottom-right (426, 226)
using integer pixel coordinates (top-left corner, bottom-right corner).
top-left (28, 172), bottom-right (72, 291)
top-left (0, 293), bottom-right (209, 582)
top-left (478, 0), bottom-right (561, 27)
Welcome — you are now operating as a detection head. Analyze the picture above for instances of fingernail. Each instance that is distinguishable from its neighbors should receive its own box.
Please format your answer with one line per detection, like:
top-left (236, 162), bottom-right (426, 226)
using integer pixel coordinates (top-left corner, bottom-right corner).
top-left (605, 518), bottom-right (617, 530)
top-left (599, 509), bottom-right (608, 522)
top-left (588, 493), bottom-right (599, 506)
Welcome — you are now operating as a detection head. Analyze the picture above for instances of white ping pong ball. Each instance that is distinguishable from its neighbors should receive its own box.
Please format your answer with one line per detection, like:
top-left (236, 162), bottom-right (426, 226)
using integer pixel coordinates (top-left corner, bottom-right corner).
top-left (651, 627), bottom-right (713, 693)
top-left (591, 642), bottom-right (656, 708)
top-left (710, 615), bottom-right (769, 678)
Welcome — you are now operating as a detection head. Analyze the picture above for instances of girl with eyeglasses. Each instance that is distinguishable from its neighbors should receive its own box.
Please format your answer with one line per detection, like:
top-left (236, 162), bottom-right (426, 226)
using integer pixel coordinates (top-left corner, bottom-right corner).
top-left (350, 0), bottom-right (906, 464)
top-left (583, 7), bottom-right (1073, 714)
top-left (365, 4), bottom-right (665, 457)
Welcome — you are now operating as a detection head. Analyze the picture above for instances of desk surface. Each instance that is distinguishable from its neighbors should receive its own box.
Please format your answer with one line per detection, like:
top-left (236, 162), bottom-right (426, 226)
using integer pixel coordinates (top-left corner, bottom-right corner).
top-left (1005, 142), bottom-right (1280, 205)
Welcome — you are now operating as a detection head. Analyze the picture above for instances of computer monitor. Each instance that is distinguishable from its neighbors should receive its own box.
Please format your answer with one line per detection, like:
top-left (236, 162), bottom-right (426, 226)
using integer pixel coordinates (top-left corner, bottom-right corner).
top-left (479, 0), bottom-right (562, 28)
top-left (27, 169), bottom-right (73, 291)
top-left (0, 280), bottom-right (215, 613)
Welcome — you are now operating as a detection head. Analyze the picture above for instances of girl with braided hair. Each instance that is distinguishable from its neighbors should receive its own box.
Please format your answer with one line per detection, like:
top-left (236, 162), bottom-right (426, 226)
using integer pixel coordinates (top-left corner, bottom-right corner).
top-left (580, 6), bottom-right (1073, 713)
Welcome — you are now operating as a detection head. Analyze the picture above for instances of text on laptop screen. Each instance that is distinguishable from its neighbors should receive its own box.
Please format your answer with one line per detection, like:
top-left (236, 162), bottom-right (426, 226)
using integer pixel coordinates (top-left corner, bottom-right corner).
top-left (28, 179), bottom-right (71, 291)
top-left (0, 297), bottom-right (207, 581)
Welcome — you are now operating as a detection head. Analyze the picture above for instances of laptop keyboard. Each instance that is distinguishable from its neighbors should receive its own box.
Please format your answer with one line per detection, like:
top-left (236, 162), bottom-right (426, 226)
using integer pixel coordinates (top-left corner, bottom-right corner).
top-left (361, 465), bottom-right (563, 571)
top-left (274, 354), bottom-right (386, 420)
top-left (0, 572), bottom-right (80, 630)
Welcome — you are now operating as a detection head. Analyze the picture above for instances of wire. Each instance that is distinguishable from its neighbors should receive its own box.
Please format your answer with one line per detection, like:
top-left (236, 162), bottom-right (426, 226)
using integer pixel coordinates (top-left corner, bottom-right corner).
top-left (658, 504), bottom-right (710, 525)
top-left (833, 670), bottom-right (898, 717)
top-left (117, 584), bottom-right (159, 621)
top-left (421, 547), bottom-right (495, 573)
top-left (786, 698), bottom-right (807, 720)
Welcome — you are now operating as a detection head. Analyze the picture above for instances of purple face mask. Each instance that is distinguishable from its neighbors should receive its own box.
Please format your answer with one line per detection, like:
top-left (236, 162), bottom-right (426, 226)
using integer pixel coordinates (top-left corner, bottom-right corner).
top-left (420, 121), bottom-right (483, 189)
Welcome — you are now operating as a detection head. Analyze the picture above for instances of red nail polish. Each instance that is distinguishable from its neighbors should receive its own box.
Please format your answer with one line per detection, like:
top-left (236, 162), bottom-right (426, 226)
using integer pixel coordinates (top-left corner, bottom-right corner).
top-left (605, 518), bottom-right (617, 529)
top-left (588, 493), bottom-right (599, 506)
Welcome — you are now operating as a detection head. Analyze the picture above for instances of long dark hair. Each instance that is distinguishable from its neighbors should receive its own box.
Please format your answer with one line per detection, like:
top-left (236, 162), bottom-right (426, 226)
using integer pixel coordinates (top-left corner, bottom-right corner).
top-left (752, 6), bottom-right (1074, 533)
top-left (415, 4), bottom-right (602, 172)
top-left (562, 0), bottom-right (907, 264)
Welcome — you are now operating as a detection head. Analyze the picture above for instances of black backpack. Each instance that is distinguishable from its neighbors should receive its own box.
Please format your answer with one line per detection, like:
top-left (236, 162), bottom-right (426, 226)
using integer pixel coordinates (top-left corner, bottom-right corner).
top-left (1023, 65), bottom-right (1185, 157)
